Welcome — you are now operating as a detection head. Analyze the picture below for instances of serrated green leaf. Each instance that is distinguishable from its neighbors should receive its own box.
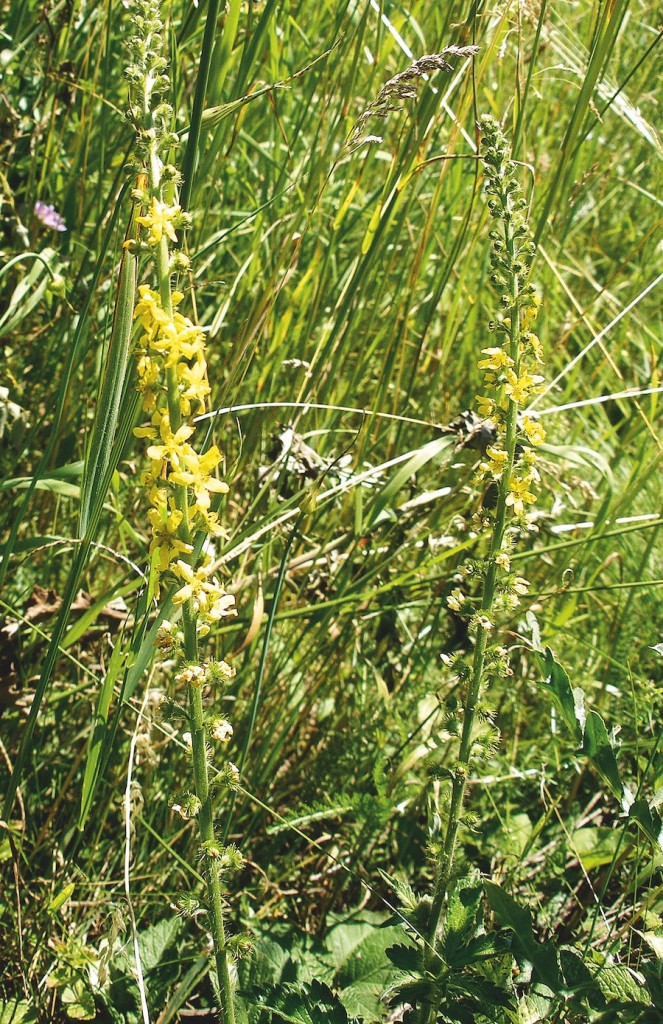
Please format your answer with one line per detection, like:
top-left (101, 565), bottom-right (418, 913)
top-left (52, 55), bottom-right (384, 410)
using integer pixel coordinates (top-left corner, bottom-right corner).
top-left (444, 872), bottom-right (483, 947)
top-left (258, 980), bottom-right (353, 1024)
top-left (120, 917), bottom-right (181, 977)
top-left (334, 924), bottom-right (406, 1018)
top-left (593, 964), bottom-right (651, 1006)
top-left (385, 943), bottom-right (421, 972)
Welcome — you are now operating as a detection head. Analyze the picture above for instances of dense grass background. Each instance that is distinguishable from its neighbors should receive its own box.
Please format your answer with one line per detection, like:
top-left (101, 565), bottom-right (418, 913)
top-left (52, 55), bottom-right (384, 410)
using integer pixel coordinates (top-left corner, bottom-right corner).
top-left (1, 1), bottom-right (661, 1020)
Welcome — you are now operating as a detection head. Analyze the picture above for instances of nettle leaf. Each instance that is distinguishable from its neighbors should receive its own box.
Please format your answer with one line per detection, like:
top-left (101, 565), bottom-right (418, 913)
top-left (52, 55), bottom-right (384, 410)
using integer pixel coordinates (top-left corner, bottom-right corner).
top-left (444, 872), bottom-right (483, 944)
top-left (239, 935), bottom-right (296, 992)
top-left (385, 943), bottom-right (421, 972)
top-left (484, 883), bottom-right (561, 993)
top-left (326, 912), bottom-right (394, 969)
top-left (444, 933), bottom-right (502, 969)
top-left (133, 917), bottom-right (181, 975)
top-left (258, 980), bottom-right (358, 1024)
top-left (334, 924), bottom-right (407, 1019)
top-left (594, 963), bottom-right (652, 1006)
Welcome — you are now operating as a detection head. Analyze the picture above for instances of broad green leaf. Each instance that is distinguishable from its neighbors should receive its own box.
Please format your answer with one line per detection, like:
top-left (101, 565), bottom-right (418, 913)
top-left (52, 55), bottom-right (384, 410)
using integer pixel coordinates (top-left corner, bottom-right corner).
top-left (0, 1000), bottom-right (38, 1024)
top-left (136, 917), bottom-right (181, 975)
top-left (444, 871), bottom-right (483, 946)
top-left (582, 710), bottom-right (626, 805)
top-left (326, 910), bottom-right (394, 968)
top-left (629, 799), bottom-right (663, 853)
top-left (571, 827), bottom-right (620, 870)
top-left (484, 882), bottom-right (562, 992)
top-left (538, 647), bottom-right (584, 743)
top-left (258, 980), bottom-right (352, 1024)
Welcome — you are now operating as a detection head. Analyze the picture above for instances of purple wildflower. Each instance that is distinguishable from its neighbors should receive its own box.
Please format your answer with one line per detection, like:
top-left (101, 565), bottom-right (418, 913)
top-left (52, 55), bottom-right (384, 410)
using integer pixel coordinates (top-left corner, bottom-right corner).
top-left (34, 200), bottom-right (67, 232)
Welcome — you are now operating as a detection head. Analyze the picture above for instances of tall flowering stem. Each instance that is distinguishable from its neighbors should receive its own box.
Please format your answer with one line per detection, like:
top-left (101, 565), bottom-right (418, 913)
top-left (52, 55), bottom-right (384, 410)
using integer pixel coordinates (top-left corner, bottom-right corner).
top-left (419, 116), bottom-right (547, 1022)
top-left (125, 4), bottom-right (239, 1020)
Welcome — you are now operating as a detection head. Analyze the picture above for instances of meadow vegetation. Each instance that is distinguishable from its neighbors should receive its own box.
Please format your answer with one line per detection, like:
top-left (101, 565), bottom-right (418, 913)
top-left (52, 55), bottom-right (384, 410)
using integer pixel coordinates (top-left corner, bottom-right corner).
top-left (0, 1), bottom-right (661, 1021)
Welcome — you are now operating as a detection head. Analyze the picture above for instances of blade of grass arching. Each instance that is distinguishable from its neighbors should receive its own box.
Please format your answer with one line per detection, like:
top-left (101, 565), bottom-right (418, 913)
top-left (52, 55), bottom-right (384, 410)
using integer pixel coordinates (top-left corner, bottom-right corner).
top-left (3, 381), bottom-right (143, 816)
top-left (62, 575), bottom-right (141, 648)
top-left (512, 0), bottom-right (548, 157)
top-left (179, 0), bottom-right (223, 215)
top-left (0, 184), bottom-right (128, 590)
top-left (222, 514), bottom-right (302, 844)
top-left (78, 623), bottom-right (127, 829)
top-left (79, 178), bottom-right (143, 537)
top-left (533, 0), bottom-right (630, 247)
top-left (207, 0), bottom-right (242, 108)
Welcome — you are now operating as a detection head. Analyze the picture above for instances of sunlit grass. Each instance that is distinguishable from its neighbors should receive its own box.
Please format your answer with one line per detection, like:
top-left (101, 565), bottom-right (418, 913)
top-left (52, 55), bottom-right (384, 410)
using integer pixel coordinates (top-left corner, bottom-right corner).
top-left (0, 0), bottom-right (661, 1020)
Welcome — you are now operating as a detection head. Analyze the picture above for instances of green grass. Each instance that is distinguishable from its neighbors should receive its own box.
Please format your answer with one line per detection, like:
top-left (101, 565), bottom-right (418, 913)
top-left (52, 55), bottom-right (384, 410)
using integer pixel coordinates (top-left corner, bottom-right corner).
top-left (1, 1), bottom-right (661, 1021)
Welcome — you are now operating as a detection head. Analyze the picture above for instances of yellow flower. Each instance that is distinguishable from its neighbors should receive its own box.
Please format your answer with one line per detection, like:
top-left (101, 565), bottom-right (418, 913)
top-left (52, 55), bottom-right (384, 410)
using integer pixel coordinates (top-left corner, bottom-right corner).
top-left (169, 444), bottom-right (229, 514)
top-left (210, 718), bottom-right (234, 742)
top-left (447, 588), bottom-right (465, 611)
top-left (495, 551), bottom-right (511, 571)
top-left (137, 197), bottom-right (181, 247)
top-left (147, 501), bottom-right (192, 572)
top-left (145, 417), bottom-right (196, 471)
top-left (521, 415), bottom-right (546, 446)
top-left (178, 357), bottom-right (210, 415)
top-left (504, 369), bottom-right (545, 404)
top-left (521, 295), bottom-right (540, 332)
top-left (150, 313), bottom-right (206, 368)
top-left (506, 475), bottom-right (537, 516)
top-left (476, 394), bottom-right (495, 418)
top-left (479, 445), bottom-right (508, 480)
top-left (477, 347), bottom-right (514, 373)
top-left (523, 331), bottom-right (544, 363)
top-left (172, 560), bottom-right (236, 620)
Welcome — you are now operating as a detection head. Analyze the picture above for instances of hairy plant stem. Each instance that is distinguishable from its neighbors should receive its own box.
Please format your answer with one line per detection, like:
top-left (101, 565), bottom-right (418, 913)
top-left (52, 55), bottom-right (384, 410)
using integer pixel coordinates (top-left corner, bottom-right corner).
top-left (418, 213), bottom-right (521, 1024)
top-left (150, 174), bottom-right (236, 1024)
